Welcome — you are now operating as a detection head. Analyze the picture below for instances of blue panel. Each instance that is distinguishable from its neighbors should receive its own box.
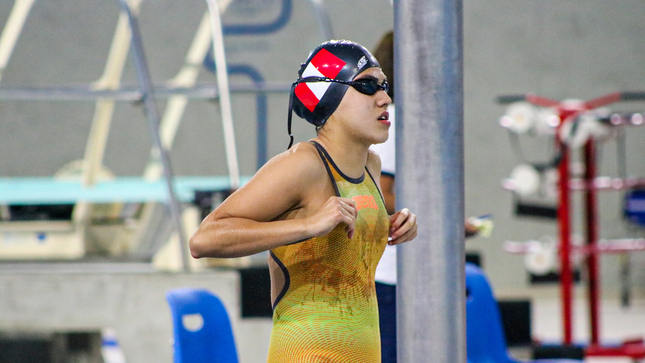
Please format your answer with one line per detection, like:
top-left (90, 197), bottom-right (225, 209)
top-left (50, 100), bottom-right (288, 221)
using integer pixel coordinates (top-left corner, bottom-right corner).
top-left (0, 176), bottom-right (251, 205)
top-left (625, 190), bottom-right (645, 227)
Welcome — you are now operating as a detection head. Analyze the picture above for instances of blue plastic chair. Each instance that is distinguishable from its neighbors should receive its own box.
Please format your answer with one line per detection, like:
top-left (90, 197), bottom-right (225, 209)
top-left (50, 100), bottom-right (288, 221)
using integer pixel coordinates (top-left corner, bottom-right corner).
top-left (166, 288), bottom-right (239, 363)
top-left (465, 263), bottom-right (582, 363)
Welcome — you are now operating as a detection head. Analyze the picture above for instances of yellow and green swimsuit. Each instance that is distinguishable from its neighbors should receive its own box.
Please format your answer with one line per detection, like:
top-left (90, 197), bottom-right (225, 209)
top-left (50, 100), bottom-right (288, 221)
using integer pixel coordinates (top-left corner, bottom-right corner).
top-left (267, 141), bottom-right (390, 363)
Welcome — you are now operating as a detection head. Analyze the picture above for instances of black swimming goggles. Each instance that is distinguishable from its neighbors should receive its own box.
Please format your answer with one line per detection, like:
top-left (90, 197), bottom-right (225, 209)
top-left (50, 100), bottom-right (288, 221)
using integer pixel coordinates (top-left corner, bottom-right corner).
top-left (298, 76), bottom-right (389, 96)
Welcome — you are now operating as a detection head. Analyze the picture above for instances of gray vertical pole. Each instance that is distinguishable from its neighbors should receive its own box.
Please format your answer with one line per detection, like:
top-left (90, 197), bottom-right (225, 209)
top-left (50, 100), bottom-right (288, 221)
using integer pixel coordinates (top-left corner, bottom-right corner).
top-left (394, 0), bottom-right (465, 362)
top-left (118, 0), bottom-right (191, 271)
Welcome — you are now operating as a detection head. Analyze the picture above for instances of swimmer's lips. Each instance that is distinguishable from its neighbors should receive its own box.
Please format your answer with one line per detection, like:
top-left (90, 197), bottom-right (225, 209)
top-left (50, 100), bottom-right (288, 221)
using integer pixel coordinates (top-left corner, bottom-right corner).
top-left (378, 111), bottom-right (390, 126)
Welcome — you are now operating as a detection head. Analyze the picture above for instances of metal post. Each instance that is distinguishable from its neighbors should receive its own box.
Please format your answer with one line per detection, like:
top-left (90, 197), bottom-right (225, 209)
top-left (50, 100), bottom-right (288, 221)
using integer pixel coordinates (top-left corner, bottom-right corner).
top-left (0, 0), bottom-right (36, 83)
top-left (205, 0), bottom-right (240, 189)
top-left (557, 141), bottom-right (574, 344)
top-left (584, 139), bottom-right (600, 345)
top-left (117, 0), bottom-right (191, 270)
top-left (394, 0), bottom-right (465, 362)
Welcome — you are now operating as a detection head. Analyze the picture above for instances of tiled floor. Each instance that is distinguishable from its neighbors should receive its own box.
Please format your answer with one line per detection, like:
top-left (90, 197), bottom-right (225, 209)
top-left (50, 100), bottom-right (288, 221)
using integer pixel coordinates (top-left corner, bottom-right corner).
top-left (508, 293), bottom-right (645, 362)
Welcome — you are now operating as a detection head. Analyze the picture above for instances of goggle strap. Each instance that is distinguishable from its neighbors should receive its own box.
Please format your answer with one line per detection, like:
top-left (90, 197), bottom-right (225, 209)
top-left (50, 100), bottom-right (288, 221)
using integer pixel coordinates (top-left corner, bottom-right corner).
top-left (287, 82), bottom-right (297, 149)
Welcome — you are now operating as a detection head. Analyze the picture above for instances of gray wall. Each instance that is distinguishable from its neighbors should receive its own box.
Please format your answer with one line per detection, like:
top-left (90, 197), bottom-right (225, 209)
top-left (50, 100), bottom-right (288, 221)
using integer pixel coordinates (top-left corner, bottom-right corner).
top-left (463, 0), bottom-right (645, 295)
top-left (1, 0), bottom-right (645, 330)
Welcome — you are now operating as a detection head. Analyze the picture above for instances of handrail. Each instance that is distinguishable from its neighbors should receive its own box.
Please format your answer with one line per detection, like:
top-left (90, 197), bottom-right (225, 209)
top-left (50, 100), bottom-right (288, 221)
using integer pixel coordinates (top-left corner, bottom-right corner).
top-left (0, 0), bottom-right (35, 83)
top-left (0, 82), bottom-right (292, 100)
top-left (205, 0), bottom-right (239, 189)
top-left (117, 0), bottom-right (189, 270)
top-left (74, 0), bottom-right (141, 225)
top-left (227, 64), bottom-right (269, 169)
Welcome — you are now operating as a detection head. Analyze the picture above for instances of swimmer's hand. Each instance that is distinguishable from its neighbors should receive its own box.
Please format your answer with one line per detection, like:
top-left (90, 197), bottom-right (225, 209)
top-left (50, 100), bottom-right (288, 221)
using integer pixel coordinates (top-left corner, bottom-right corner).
top-left (467, 214), bottom-right (494, 238)
top-left (388, 208), bottom-right (418, 245)
top-left (307, 196), bottom-right (357, 239)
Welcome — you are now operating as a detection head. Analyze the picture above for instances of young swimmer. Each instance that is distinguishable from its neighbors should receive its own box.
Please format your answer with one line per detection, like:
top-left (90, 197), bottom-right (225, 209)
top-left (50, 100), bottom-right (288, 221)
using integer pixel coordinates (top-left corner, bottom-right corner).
top-left (189, 40), bottom-right (418, 363)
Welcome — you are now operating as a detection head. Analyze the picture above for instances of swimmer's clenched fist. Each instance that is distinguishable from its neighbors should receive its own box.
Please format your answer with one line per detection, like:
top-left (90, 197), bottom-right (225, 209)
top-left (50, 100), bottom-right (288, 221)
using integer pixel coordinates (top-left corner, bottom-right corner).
top-left (388, 208), bottom-right (417, 245)
top-left (306, 196), bottom-right (357, 239)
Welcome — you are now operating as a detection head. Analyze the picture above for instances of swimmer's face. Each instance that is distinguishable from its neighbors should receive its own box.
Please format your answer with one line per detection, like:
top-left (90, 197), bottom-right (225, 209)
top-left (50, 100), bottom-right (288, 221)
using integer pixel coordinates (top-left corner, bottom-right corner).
top-left (327, 67), bottom-right (391, 145)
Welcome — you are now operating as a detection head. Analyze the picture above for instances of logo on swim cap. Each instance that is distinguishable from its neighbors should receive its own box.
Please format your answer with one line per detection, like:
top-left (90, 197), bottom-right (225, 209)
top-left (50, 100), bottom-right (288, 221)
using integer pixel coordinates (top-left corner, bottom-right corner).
top-left (357, 56), bottom-right (367, 70)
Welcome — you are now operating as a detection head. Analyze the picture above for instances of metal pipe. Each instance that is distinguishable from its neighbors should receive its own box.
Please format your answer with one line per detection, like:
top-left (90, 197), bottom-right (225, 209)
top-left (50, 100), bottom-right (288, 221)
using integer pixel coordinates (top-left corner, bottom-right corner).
top-left (557, 140), bottom-right (574, 344)
top-left (117, 0), bottom-right (190, 271)
top-left (584, 139), bottom-right (600, 344)
top-left (0, 0), bottom-right (36, 82)
top-left (205, 0), bottom-right (240, 189)
top-left (0, 82), bottom-right (293, 101)
top-left (394, 0), bottom-right (465, 362)
top-left (74, 4), bottom-right (138, 225)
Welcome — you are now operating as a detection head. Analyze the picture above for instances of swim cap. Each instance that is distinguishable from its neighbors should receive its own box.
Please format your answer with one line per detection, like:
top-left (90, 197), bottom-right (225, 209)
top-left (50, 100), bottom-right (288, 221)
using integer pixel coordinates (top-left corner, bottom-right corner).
top-left (287, 40), bottom-right (381, 148)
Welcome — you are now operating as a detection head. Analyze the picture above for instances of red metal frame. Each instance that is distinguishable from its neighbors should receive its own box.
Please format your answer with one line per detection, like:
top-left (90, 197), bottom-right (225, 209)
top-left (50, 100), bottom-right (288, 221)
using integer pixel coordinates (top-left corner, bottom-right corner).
top-left (584, 140), bottom-right (600, 345)
top-left (557, 140), bottom-right (574, 344)
top-left (501, 91), bottom-right (645, 358)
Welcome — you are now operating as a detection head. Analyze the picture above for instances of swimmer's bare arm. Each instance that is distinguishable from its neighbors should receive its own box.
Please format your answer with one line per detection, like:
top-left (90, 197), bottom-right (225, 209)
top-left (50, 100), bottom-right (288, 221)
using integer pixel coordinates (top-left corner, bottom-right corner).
top-left (189, 143), bottom-right (357, 258)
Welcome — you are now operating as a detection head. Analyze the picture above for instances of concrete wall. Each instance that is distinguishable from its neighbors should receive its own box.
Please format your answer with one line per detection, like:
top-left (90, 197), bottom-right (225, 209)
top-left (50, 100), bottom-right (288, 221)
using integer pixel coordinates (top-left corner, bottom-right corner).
top-left (0, 265), bottom-right (272, 363)
top-left (1, 0), bottom-right (645, 358)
